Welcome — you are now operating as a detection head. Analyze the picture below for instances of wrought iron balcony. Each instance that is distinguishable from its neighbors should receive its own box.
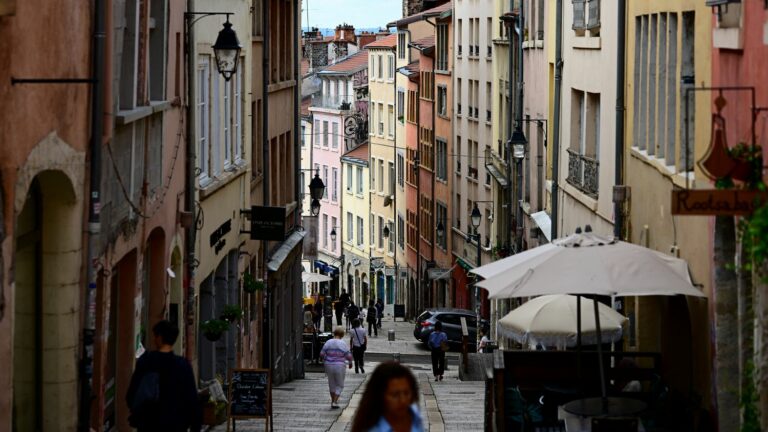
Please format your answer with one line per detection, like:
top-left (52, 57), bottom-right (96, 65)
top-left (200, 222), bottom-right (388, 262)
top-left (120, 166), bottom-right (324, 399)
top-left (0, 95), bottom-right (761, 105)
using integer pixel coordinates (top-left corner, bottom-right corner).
top-left (566, 148), bottom-right (599, 198)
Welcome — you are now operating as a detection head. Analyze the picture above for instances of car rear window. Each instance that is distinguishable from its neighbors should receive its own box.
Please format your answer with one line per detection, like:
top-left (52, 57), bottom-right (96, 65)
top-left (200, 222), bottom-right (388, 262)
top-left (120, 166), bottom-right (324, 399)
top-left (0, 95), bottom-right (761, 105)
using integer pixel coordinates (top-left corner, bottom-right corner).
top-left (439, 314), bottom-right (461, 325)
top-left (417, 311), bottom-right (433, 322)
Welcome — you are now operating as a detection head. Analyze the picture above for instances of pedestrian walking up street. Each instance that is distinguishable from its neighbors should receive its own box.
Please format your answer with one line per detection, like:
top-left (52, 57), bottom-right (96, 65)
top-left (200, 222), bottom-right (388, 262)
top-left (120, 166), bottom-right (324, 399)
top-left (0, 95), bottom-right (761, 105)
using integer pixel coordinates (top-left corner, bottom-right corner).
top-left (126, 320), bottom-right (202, 431)
top-left (319, 326), bottom-right (353, 409)
top-left (367, 301), bottom-right (378, 337)
top-left (375, 298), bottom-right (384, 329)
top-left (428, 321), bottom-right (448, 382)
top-left (347, 301), bottom-right (360, 330)
top-left (350, 362), bottom-right (424, 432)
top-left (349, 319), bottom-right (368, 374)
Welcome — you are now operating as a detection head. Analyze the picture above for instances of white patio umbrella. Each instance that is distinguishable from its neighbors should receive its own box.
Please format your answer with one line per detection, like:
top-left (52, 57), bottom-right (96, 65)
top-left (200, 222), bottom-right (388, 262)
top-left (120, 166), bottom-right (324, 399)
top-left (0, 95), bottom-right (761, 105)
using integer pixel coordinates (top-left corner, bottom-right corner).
top-left (471, 227), bottom-right (705, 400)
top-left (301, 271), bottom-right (333, 283)
top-left (498, 294), bottom-right (627, 349)
top-left (474, 230), bottom-right (703, 300)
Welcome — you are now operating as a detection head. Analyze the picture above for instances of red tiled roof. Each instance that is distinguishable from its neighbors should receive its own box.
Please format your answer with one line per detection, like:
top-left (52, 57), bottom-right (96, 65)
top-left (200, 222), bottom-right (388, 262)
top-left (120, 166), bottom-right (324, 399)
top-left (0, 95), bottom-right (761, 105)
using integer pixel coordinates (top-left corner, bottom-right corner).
top-left (404, 61), bottom-right (420, 75)
top-left (410, 35), bottom-right (435, 50)
top-left (388, 1), bottom-right (453, 27)
top-left (366, 33), bottom-right (398, 49)
top-left (343, 143), bottom-right (369, 161)
top-left (322, 50), bottom-right (369, 74)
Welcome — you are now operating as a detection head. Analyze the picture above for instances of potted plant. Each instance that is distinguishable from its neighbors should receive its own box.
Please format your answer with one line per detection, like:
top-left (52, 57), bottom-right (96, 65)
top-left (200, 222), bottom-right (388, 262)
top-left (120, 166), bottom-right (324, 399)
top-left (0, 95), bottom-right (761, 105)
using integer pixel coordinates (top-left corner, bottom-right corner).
top-left (201, 319), bottom-right (230, 341)
top-left (243, 272), bottom-right (265, 293)
top-left (221, 304), bottom-right (243, 323)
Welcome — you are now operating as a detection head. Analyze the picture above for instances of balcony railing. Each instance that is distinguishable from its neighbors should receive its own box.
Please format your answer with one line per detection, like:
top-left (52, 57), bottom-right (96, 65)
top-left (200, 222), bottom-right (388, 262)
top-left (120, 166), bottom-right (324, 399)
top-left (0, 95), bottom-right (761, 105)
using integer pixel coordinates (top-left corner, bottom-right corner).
top-left (311, 94), bottom-right (355, 110)
top-left (566, 148), bottom-right (599, 197)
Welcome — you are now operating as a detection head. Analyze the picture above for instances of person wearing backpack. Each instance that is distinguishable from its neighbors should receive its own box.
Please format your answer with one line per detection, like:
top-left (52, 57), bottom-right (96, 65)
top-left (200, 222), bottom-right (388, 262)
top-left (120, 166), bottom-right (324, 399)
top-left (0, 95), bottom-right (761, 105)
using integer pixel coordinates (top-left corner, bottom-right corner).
top-left (366, 300), bottom-right (378, 337)
top-left (349, 319), bottom-right (368, 374)
top-left (126, 320), bottom-right (202, 431)
top-left (347, 301), bottom-right (360, 326)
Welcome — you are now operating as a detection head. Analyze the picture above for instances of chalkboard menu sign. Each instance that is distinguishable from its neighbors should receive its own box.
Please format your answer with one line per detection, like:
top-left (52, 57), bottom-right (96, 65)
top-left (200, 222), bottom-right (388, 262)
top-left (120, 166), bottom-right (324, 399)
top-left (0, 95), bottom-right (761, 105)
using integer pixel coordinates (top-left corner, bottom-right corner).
top-left (227, 369), bottom-right (271, 419)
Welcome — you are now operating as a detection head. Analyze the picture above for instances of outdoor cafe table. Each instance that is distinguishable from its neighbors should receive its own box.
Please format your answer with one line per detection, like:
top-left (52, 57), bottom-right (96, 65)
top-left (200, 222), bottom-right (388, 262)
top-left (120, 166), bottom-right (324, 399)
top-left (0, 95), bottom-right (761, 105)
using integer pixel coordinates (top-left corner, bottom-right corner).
top-left (563, 396), bottom-right (647, 417)
top-left (559, 397), bottom-right (648, 432)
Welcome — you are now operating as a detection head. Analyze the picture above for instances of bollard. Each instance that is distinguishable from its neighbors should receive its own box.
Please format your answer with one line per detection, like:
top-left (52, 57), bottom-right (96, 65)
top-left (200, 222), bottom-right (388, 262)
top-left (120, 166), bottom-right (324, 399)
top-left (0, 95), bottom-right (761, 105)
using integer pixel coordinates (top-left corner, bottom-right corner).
top-left (388, 329), bottom-right (395, 341)
top-left (392, 352), bottom-right (401, 363)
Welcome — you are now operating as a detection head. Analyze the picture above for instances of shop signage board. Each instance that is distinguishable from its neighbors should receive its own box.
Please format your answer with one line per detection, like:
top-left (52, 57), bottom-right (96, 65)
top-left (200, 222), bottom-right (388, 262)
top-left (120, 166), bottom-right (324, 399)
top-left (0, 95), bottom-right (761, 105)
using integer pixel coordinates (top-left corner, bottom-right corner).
top-left (671, 190), bottom-right (768, 216)
top-left (250, 206), bottom-right (286, 241)
top-left (227, 368), bottom-right (271, 431)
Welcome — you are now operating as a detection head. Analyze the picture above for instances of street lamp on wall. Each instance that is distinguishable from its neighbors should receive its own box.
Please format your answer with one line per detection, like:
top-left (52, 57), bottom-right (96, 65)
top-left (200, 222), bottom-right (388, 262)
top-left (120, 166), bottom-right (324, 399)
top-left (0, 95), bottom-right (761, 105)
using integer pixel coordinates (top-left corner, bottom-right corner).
top-left (330, 227), bottom-right (337, 242)
top-left (212, 18), bottom-right (242, 81)
top-left (310, 199), bottom-right (321, 216)
top-left (471, 205), bottom-right (482, 230)
top-left (510, 129), bottom-right (527, 160)
top-left (309, 170), bottom-right (326, 200)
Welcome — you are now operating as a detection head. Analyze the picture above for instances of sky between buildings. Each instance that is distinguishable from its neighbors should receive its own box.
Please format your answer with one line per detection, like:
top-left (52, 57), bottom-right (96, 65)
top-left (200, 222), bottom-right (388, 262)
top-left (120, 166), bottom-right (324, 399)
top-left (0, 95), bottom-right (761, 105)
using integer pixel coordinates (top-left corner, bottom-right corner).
top-left (303, 0), bottom-right (401, 30)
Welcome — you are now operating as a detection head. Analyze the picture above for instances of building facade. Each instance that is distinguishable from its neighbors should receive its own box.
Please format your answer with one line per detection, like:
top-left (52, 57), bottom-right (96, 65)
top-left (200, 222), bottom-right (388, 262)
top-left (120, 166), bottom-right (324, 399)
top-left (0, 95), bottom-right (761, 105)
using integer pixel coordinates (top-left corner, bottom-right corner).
top-left (707, 1), bottom-right (768, 428)
top-left (0, 0), bottom-right (91, 428)
top-left (624, 0), bottom-right (714, 416)
top-left (341, 144), bottom-right (371, 306)
top-left (367, 35), bottom-right (399, 312)
top-left (309, 51), bottom-right (369, 303)
top-left (452, 0), bottom-right (495, 317)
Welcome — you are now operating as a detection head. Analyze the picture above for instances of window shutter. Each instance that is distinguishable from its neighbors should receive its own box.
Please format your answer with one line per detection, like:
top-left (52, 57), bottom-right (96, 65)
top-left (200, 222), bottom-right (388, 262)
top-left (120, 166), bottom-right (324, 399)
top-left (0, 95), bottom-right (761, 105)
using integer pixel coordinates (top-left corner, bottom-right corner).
top-left (572, 0), bottom-right (586, 30)
top-left (587, 0), bottom-right (601, 30)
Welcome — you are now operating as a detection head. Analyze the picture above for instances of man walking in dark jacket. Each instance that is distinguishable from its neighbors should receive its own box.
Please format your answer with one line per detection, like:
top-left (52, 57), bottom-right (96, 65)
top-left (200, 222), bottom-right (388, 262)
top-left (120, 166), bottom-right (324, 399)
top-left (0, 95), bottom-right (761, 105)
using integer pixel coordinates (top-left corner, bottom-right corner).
top-left (127, 320), bottom-right (202, 431)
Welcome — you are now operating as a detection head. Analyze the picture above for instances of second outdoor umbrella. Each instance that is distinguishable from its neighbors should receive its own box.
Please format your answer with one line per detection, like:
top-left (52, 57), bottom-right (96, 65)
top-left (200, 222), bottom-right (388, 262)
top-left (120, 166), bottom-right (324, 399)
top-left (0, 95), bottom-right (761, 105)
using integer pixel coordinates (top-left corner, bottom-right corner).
top-left (497, 294), bottom-right (626, 349)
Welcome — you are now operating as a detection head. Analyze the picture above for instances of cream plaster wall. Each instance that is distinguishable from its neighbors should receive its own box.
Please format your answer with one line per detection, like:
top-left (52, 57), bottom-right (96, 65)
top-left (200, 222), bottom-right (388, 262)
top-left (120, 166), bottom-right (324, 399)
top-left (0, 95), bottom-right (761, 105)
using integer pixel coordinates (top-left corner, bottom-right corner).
top-left (624, 0), bottom-right (713, 406)
top-left (557, 0), bottom-right (617, 235)
top-left (369, 46), bottom-right (397, 271)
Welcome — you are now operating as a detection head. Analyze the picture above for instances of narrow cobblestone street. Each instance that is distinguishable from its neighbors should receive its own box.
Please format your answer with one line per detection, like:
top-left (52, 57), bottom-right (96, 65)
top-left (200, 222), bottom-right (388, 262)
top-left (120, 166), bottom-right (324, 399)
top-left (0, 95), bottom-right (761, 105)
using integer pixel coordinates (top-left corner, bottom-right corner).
top-left (210, 317), bottom-right (486, 431)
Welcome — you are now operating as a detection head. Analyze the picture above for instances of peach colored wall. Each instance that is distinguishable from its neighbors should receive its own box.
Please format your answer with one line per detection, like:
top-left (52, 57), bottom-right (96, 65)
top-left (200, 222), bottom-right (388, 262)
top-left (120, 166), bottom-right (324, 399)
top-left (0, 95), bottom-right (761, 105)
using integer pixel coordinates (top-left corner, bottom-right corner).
top-left (0, 0), bottom-right (91, 428)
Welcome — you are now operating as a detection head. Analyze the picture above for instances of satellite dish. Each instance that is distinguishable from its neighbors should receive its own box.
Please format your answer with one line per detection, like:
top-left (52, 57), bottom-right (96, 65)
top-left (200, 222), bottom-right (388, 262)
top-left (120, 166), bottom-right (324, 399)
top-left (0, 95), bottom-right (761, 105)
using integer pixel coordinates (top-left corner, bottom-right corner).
top-left (383, 195), bottom-right (393, 207)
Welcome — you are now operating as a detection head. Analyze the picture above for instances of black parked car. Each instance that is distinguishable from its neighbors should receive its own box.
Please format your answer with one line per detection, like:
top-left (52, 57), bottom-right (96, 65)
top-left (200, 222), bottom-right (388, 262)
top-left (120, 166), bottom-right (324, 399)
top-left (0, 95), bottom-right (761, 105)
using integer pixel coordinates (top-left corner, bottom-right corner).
top-left (413, 308), bottom-right (488, 347)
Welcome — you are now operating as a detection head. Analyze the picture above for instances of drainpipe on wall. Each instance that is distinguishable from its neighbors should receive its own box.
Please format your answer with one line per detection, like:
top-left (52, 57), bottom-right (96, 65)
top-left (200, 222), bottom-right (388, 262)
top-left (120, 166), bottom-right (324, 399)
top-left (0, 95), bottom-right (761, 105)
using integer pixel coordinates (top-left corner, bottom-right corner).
top-left (80, 0), bottom-right (105, 429)
top-left (550, 0), bottom-right (563, 240)
top-left (613, 0), bottom-right (626, 241)
top-left (514, 1), bottom-right (525, 253)
top-left (184, 0), bottom-right (197, 364)
top-left (261, 0), bottom-right (272, 371)
top-left (505, 1), bottom-right (514, 253)
top-left (294, 0), bottom-right (301, 230)
top-left (392, 49), bottom-right (398, 309)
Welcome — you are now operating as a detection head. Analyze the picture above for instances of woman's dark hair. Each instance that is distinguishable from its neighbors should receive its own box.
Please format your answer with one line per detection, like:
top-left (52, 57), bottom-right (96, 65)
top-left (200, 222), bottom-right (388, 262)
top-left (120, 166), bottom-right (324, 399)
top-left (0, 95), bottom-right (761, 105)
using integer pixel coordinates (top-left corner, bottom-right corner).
top-left (352, 318), bottom-right (361, 328)
top-left (434, 321), bottom-right (443, 331)
top-left (350, 362), bottom-right (419, 432)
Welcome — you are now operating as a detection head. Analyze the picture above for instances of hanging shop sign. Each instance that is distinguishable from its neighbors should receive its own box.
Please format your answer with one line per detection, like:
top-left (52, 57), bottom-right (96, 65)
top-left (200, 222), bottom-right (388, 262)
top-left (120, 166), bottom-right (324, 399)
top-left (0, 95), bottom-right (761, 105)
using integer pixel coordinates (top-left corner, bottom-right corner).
top-left (210, 219), bottom-right (232, 254)
top-left (672, 190), bottom-right (768, 216)
top-left (672, 92), bottom-right (766, 216)
top-left (249, 206), bottom-right (286, 241)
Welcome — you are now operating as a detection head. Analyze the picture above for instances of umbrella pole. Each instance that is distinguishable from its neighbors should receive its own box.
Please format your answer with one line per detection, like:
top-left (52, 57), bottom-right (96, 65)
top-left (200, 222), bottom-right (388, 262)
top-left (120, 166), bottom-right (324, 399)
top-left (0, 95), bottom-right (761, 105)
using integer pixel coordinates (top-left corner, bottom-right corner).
top-left (577, 295), bottom-right (582, 392)
top-left (594, 298), bottom-right (608, 401)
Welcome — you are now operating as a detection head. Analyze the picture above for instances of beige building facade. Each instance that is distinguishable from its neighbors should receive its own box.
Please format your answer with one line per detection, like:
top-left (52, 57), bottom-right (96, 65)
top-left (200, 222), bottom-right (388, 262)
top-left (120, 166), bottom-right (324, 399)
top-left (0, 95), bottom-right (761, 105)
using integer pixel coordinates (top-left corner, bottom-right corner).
top-left (367, 35), bottom-right (399, 310)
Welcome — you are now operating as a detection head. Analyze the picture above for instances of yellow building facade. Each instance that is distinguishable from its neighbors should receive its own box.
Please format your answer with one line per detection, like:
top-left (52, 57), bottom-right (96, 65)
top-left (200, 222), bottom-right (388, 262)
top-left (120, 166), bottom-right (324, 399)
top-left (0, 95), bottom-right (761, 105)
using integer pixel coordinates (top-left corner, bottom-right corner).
top-left (624, 0), bottom-right (713, 407)
top-left (367, 36), bottom-right (399, 311)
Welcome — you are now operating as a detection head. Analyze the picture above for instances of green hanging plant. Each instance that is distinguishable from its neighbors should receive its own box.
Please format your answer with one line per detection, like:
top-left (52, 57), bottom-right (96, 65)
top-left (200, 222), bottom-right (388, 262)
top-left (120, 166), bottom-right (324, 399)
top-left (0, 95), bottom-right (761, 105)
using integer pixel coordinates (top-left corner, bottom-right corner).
top-left (243, 272), bottom-right (265, 293)
top-left (201, 319), bottom-right (230, 341)
top-left (220, 304), bottom-right (243, 322)
top-left (740, 361), bottom-right (761, 432)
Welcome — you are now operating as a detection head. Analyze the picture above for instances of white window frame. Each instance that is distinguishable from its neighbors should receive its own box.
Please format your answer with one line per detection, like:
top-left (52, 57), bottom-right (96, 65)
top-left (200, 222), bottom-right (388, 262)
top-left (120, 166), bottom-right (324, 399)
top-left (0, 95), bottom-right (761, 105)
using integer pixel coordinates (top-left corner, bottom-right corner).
top-left (234, 66), bottom-right (244, 162)
top-left (211, 65), bottom-right (221, 177)
top-left (197, 58), bottom-right (211, 184)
